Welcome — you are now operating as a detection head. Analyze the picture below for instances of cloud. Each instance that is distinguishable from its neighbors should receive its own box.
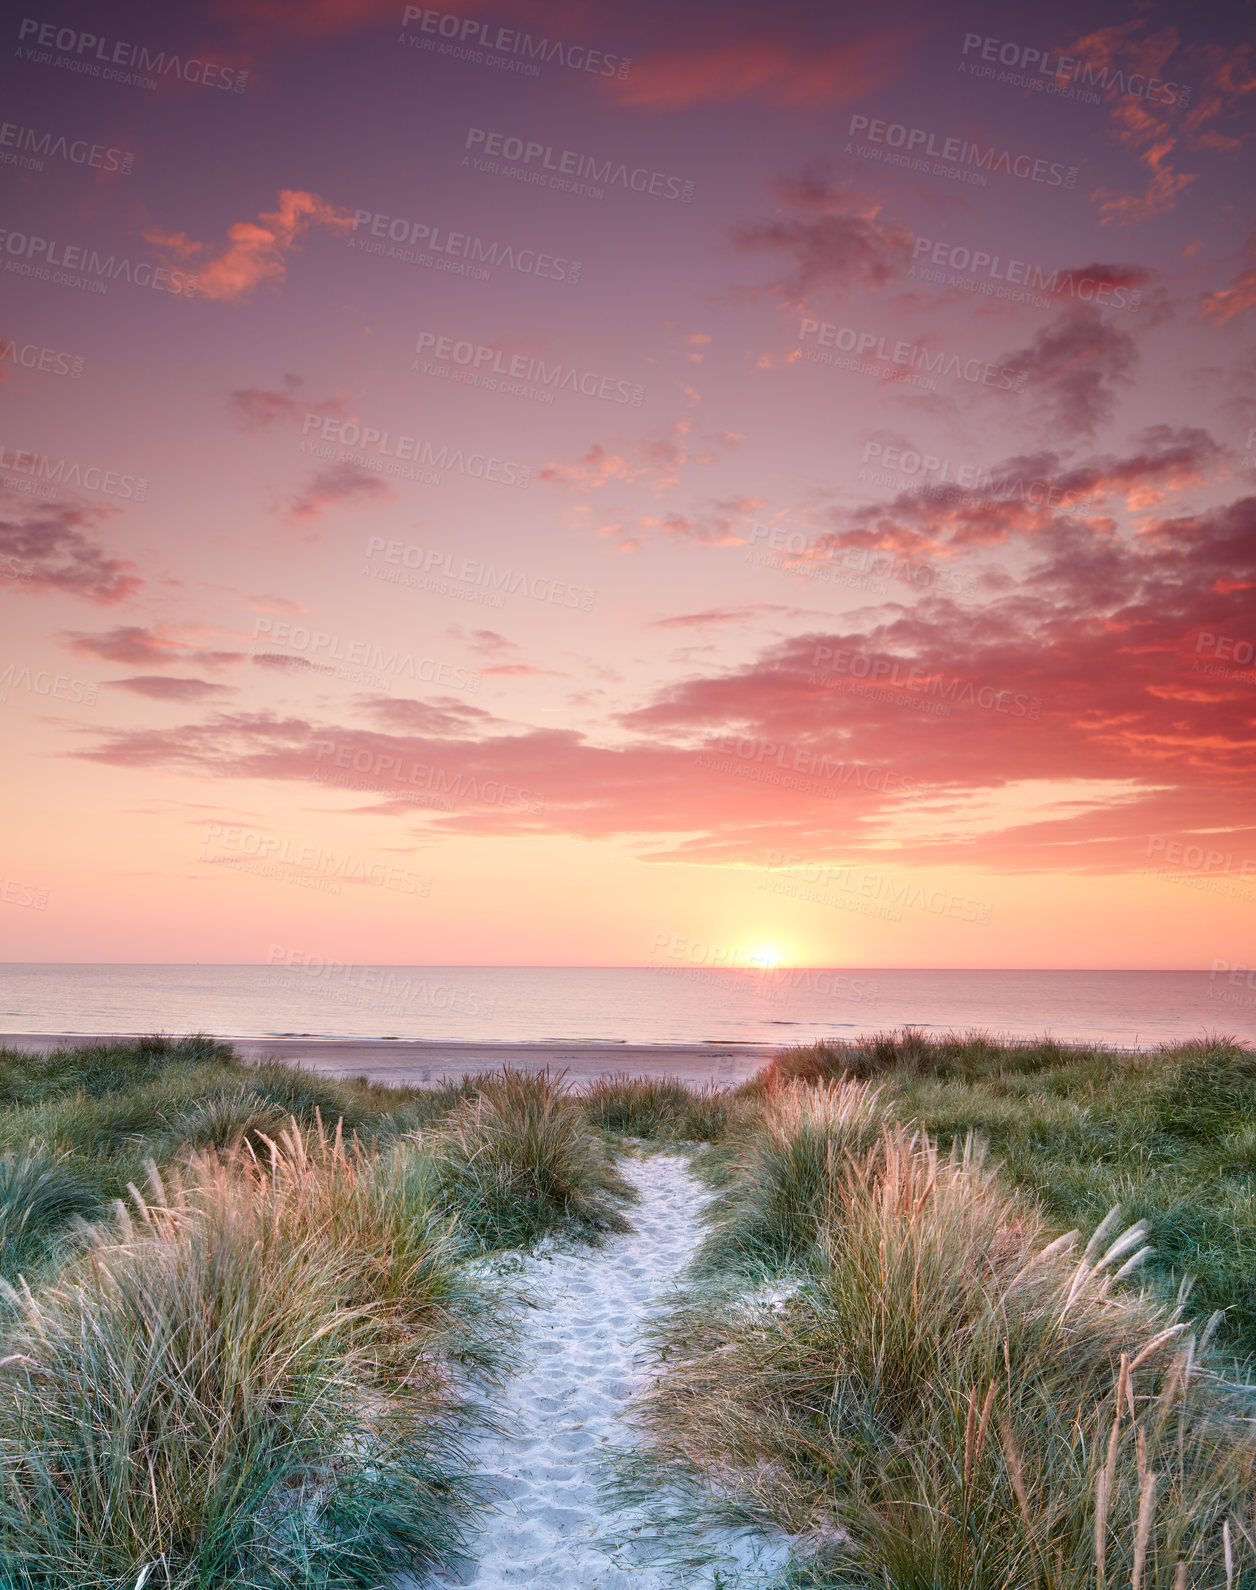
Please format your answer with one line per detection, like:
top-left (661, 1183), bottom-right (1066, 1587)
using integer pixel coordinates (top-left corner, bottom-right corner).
top-left (69, 487), bottom-right (1256, 872)
top-left (601, 496), bottom-right (766, 553)
top-left (145, 189), bottom-right (353, 305)
top-left (286, 461), bottom-right (394, 523)
top-left (1040, 262), bottom-right (1155, 306)
top-left (609, 30), bottom-right (908, 111)
top-left (464, 629), bottom-right (521, 656)
top-left (250, 652), bottom-right (315, 671)
top-left (540, 442), bottom-right (660, 492)
top-left (107, 676), bottom-right (233, 700)
top-left (0, 495), bottom-right (140, 605)
top-left (733, 167), bottom-right (1155, 320)
top-left (1066, 24), bottom-right (1256, 223)
top-left (64, 625), bottom-right (243, 669)
top-left (1000, 309), bottom-right (1139, 441)
top-left (246, 592), bottom-right (306, 614)
top-left (229, 373), bottom-right (345, 430)
top-left (540, 416), bottom-right (740, 501)
top-left (362, 695), bottom-right (500, 737)
top-left (654, 605), bottom-right (796, 629)
top-left (732, 165), bottom-right (916, 303)
top-left (802, 426), bottom-right (1226, 564)
top-left (1200, 233), bottom-right (1256, 326)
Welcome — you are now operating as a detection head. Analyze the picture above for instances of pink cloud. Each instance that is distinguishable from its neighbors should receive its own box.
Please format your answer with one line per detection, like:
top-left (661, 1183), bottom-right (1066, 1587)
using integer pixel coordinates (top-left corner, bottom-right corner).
top-left (1200, 234), bottom-right (1256, 326)
top-left (609, 31), bottom-right (909, 111)
top-left (69, 489), bottom-right (1256, 873)
top-left (541, 419), bottom-right (739, 501)
top-left (229, 374), bottom-right (346, 430)
top-left (286, 462), bottom-right (394, 523)
top-left (0, 495), bottom-right (140, 605)
top-left (1065, 24), bottom-right (1256, 223)
top-left (604, 496), bottom-right (767, 551)
top-left (107, 676), bottom-right (233, 701)
top-left (732, 166), bottom-right (916, 304)
top-left (999, 309), bottom-right (1139, 441)
top-left (146, 189), bottom-right (353, 305)
top-left (64, 625), bottom-right (243, 669)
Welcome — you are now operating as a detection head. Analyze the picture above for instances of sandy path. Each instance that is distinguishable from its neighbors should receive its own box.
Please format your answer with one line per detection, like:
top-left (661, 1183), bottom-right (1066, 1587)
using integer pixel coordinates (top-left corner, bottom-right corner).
top-left (421, 1153), bottom-right (789, 1589)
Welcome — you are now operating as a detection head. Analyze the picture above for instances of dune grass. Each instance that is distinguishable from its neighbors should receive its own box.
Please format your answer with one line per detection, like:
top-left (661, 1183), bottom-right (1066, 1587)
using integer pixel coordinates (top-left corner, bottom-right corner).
top-left (754, 1031), bottom-right (1256, 1354)
top-left (0, 1042), bottom-right (639, 1585)
top-left (0, 1127), bottom-right (494, 1589)
top-left (6, 1028), bottom-right (1256, 1586)
top-left (580, 1072), bottom-right (732, 1143)
top-left (0, 1146), bottom-right (98, 1279)
top-left (423, 1067), bottom-right (638, 1251)
top-left (634, 1106), bottom-right (1256, 1587)
top-left (0, 1037), bottom-right (485, 1275)
top-left (690, 1079), bottom-right (886, 1278)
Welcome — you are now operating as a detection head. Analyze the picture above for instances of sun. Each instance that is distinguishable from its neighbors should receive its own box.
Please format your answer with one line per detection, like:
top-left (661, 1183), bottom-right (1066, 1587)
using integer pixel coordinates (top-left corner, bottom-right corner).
top-left (745, 944), bottom-right (782, 969)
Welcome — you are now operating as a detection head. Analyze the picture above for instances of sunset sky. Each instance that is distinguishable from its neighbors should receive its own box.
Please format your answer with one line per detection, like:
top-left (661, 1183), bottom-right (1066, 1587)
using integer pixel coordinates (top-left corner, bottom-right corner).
top-left (2, 0), bottom-right (1254, 969)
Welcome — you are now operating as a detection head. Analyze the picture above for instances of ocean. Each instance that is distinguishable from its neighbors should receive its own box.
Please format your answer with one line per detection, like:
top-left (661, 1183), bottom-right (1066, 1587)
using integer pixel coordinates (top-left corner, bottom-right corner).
top-left (0, 964), bottom-right (1249, 1048)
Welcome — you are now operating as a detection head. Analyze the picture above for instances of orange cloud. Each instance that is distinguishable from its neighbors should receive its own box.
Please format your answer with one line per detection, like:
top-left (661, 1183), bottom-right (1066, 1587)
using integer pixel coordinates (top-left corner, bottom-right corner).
top-left (1069, 24), bottom-right (1256, 224)
top-left (608, 30), bottom-right (908, 111)
top-left (1201, 235), bottom-right (1256, 326)
top-left (145, 189), bottom-right (353, 304)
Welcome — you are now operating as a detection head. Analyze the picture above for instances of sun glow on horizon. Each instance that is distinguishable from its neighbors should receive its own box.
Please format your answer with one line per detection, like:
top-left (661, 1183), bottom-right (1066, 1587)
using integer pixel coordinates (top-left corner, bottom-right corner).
top-left (745, 944), bottom-right (785, 969)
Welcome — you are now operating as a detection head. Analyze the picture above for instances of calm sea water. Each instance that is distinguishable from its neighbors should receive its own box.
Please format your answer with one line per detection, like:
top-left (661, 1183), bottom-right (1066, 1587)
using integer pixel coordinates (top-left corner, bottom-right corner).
top-left (0, 965), bottom-right (1249, 1048)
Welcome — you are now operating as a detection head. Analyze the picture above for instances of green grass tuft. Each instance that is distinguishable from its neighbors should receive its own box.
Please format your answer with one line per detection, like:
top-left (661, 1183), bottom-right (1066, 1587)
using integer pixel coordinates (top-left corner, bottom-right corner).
top-left (580, 1073), bottom-right (732, 1142)
top-left (0, 1145), bottom-right (97, 1281)
top-left (426, 1067), bottom-right (638, 1251)
top-left (693, 1079), bottom-right (885, 1278)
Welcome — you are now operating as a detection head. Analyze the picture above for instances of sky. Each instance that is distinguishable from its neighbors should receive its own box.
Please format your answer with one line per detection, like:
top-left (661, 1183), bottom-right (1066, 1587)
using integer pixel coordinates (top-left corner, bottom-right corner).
top-left (1, 0), bottom-right (1254, 970)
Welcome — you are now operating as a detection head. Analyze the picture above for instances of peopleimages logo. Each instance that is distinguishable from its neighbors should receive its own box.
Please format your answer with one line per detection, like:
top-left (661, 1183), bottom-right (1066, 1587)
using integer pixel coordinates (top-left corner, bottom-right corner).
top-left (910, 237), bottom-right (1142, 312)
top-left (349, 209), bottom-right (580, 284)
top-left (464, 128), bottom-right (695, 201)
top-left (799, 319), bottom-right (1025, 392)
top-left (364, 536), bottom-right (596, 612)
top-left (0, 121), bottom-right (133, 173)
top-left (0, 225), bottom-right (198, 297)
top-left (0, 337), bottom-right (83, 377)
top-left (0, 662), bottom-right (97, 705)
top-left (414, 332), bottom-right (645, 407)
top-left (959, 34), bottom-right (1189, 107)
top-left (0, 443), bottom-right (147, 500)
top-left (300, 412), bottom-right (531, 489)
top-left (252, 617), bottom-right (482, 692)
top-left (810, 644), bottom-right (1042, 720)
top-left (16, 18), bottom-right (248, 92)
top-left (848, 113), bottom-right (1077, 188)
top-left (858, 442), bottom-right (1094, 512)
top-left (401, 9), bottom-right (631, 79)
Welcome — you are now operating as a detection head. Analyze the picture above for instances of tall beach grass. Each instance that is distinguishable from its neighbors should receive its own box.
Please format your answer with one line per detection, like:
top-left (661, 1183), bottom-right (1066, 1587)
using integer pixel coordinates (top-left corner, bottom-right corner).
top-left (0, 1129), bottom-right (487, 1587)
top-left (634, 1111), bottom-right (1256, 1587)
top-left (0, 1042), bottom-right (639, 1585)
top-left (422, 1067), bottom-right (638, 1250)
